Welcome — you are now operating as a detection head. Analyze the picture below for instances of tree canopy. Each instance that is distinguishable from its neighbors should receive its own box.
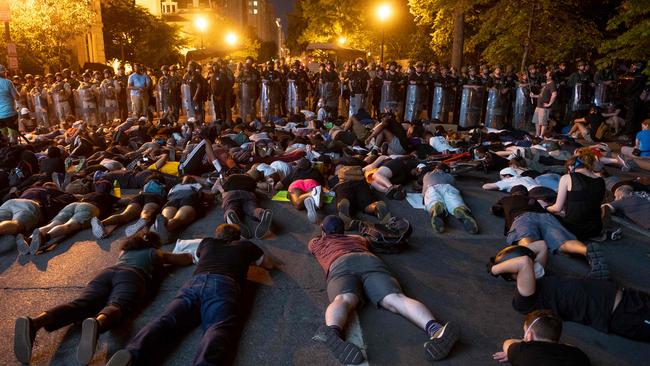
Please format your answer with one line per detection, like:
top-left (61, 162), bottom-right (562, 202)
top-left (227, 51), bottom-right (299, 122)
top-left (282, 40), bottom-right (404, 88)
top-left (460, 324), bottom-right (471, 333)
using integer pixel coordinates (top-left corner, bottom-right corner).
top-left (102, 0), bottom-right (185, 66)
top-left (8, 0), bottom-right (96, 70)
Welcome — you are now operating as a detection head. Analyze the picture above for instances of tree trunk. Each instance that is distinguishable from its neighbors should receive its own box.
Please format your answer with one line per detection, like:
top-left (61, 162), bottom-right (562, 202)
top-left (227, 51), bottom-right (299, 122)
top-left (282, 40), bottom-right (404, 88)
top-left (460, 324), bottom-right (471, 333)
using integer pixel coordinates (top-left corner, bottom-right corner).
top-left (520, 2), bottom-right (536, 73)
top-left (451, 9), bottom-right (464, 70)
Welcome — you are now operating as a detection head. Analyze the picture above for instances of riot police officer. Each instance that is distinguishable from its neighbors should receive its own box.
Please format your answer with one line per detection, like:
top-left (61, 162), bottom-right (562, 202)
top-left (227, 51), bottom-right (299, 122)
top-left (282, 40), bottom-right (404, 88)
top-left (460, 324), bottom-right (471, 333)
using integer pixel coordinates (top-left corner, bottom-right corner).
top-left (348, 58), bottom-right (371, 117)
top-left (236, 56), bottom-right (261, 121)
top-left (286, 60), bottom-right (309, 115)
top-left (405, 61), bottom-right (430, 122)
top-left (567, 61), bottom-right (594, 120)
top-left (260, 61), bottom-right (283, 120)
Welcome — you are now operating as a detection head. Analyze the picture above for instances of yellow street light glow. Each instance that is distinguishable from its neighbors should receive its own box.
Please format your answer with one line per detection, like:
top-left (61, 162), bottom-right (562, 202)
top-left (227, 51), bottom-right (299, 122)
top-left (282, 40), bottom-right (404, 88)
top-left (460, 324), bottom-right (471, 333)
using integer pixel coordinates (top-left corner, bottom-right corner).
top-left (338, 36), bottom-right (346, 45)
top-left (377, 3), bottom-right (392, 22)
top-left (195, 17), bottom-right (208, 32)
top-left (225, 32), bottom-right (238, 46)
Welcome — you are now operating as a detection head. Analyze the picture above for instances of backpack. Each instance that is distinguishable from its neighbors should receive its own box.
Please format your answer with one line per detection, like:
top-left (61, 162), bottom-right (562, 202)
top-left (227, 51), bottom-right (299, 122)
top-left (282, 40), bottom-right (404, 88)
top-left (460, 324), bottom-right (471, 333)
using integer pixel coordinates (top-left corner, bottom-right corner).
top-left (594, 122), bottom-right (611, 141)
top-left (143, 179), bottom-right (166, 197)
top-left (337, 165), bottom-right (365, 183)
top-left (359, 217), bottom-right (412, 254)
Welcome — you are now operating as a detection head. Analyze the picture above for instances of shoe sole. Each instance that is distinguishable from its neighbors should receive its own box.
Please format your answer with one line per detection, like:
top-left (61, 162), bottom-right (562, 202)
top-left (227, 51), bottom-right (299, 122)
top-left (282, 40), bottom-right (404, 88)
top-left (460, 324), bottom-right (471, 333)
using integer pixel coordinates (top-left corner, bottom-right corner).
top-left (90, 217), bottom-right (106, 239)
top-left (77, 318), bottom-right (98, 365)
top-left (424, 321), bottom-right (460, 361)
top-left (15, 234), bottom-right (30, 256)
top-left (153, 215), bottom-right (169, 244)
top-left (304, 197), bottom-right (317, 223)
top-left (254, 211), bottom-right (273, 239)
top-left (125, 218), bottom-right (147, 237)
top-left (227, 213), bottom-right (251, 239)
top-left (105, 349), bottom-right (133, 366)
top-left (29, 229), bottom-right (41, 255)
top-left (312, 325), bottom-right (364, 365)
top-left (587, 244), bottom-right (610, 280)
top-left (14, 317), bottom-right (32, 364)
top-left (431, 215), bottom-right (445, 233)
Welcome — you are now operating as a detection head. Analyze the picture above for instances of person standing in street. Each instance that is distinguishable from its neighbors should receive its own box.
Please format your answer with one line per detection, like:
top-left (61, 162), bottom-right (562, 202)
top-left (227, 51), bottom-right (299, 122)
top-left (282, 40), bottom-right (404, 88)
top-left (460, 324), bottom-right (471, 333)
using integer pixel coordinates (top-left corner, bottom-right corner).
top-left (128, 64), bottom-right (150, 119)
top-left (0, 64), bottom-right (19, 144)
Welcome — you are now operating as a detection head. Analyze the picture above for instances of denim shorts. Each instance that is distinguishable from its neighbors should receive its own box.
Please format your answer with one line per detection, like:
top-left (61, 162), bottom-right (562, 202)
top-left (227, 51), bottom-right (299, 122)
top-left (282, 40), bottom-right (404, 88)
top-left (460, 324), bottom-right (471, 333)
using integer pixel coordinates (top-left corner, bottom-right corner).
top-left (506, 212), bottom-right (576, 251)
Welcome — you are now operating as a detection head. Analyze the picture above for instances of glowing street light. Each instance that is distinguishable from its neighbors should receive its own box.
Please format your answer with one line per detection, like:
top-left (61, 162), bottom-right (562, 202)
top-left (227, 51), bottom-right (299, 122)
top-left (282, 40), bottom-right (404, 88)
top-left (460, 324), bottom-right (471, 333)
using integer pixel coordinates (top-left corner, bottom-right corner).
top-left (338, 36), bottom-right (346, 46)
top-left (195, 17), bottom-right (208, 48)
top-left (225, 32), bottom-right (238, 46)
top-left (376, 3), bottom-right (392, 65)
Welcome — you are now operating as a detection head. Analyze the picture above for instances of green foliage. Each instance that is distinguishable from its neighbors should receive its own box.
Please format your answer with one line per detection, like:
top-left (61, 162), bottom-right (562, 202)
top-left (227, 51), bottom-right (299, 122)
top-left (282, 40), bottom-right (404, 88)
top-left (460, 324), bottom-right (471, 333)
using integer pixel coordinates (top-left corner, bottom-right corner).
top-left (101, 0), bottom-right (185, 66)
top-left (598, 0), bottom-right (650, 76)
top-left (9, 0), bottom-right (96, 69)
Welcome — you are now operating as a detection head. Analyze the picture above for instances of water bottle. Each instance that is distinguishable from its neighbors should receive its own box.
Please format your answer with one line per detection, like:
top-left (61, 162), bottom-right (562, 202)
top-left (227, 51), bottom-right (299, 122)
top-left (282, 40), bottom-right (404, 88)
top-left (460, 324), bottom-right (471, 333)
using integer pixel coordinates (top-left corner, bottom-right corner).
top-left (113, 180), bottom-right (121, 198)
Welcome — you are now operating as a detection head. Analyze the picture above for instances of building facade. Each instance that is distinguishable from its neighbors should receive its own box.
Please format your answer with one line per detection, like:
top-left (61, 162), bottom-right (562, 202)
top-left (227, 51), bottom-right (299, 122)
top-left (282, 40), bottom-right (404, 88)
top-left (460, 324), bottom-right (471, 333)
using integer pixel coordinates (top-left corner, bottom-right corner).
top-left (68, 0), bottom-right (106, 69)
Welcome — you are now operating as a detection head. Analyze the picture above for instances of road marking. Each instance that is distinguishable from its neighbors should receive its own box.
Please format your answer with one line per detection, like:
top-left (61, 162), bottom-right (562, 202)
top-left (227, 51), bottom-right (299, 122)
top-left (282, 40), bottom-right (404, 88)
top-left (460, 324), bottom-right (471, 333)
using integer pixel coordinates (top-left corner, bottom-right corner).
top-left (345, 311), bottom-right (370, 366)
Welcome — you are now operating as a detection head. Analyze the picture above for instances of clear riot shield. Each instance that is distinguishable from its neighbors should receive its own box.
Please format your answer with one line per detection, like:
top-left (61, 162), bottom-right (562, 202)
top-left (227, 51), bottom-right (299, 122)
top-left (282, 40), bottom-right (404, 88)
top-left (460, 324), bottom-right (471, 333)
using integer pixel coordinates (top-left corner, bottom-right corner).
top-left (239, 81), bottom-right (257, 119)
top-left (458, 85), bottom-right (485, 128)
top-left (286, 80), bottom-right (302, 115)
top-left (484, 87), bottom-right (507, 129)
top-left (31, 93), bottom-right (49, 128)
top-left (380, 80), bottom-right (400, 116)
top-left (74, 89), bottom-right (83, 119)
top-left (593, 81), bottom-right (615, 108)
top-left (51, 90), bottom-right (70, 123)
top-left (156, 83), bottom-right (164, 118)
top-left (320, 81), bottom-right (338, 115)
top-left (512, 83), bottom-right (529, 130)
top-left (102, 81), bottom-right (119, 123)
top-left (404, 84), bottom-right (427, 122)
top-left (260, 79), bottom-right (282, 119)
top-left (181, 83), bottom-right (195, 119)
top-left (78, 87), bottom-right (98, 126)
top-left (571, 82), bottom-right (593, 114)
top-left (430, 83), bottom-right (456, 123)
top-left (349, 93), bottom-right (364, 117)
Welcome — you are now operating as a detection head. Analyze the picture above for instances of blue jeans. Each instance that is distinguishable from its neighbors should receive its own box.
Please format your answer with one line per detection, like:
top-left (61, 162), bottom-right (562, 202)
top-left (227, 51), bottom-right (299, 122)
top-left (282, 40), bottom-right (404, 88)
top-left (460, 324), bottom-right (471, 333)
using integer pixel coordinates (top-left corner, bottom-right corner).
top-left (127, 274), bottom-right (240, 366)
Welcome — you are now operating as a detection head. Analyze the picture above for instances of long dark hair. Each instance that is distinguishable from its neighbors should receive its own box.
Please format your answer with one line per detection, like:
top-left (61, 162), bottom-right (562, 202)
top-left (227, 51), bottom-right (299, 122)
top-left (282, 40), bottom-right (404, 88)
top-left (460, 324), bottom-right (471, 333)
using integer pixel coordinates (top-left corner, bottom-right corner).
top-left (119, 232), bottom-right (162, 251)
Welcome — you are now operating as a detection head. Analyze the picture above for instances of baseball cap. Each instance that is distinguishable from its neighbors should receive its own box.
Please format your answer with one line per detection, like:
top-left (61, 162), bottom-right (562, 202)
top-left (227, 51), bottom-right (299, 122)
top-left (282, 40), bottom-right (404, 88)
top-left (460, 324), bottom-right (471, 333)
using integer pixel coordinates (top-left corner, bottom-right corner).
top-left (499, 167), bottom-right (520, 177)
top-left (321, 215), bottom-right (345, 235)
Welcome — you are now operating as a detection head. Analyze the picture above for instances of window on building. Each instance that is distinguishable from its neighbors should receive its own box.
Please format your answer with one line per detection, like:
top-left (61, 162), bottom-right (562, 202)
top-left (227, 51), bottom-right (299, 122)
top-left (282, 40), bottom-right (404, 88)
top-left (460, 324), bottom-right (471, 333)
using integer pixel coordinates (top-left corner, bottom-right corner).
top-left (253, 9), bottom-right (258, 14)
top-left (161, 1), bottom-right (178, 14)
top-left (253, 1), bottom-right (258, 6)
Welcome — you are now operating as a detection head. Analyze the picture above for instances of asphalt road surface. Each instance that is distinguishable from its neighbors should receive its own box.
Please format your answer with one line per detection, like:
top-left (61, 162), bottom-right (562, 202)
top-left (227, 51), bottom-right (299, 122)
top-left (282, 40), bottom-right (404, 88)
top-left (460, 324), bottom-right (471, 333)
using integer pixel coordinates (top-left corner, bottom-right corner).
top-left (1, 171), bottom-right (650, 366)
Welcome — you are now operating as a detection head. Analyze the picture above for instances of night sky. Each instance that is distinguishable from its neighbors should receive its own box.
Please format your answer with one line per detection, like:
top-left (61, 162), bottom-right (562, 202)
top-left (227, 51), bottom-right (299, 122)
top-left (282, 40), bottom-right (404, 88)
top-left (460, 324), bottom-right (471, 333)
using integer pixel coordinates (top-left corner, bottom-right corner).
top-left (270, 0), bottom-right (294, 25)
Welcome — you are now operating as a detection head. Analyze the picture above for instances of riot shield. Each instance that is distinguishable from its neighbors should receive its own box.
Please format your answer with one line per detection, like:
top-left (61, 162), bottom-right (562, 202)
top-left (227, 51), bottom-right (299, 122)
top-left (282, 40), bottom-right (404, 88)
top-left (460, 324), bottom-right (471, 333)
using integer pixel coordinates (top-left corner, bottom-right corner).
top-left (319, 82), bottom-right (338, 115)
top-left (74, 89), bottom-right (83, 119)
top-left (51, 90), bottom-right (70, 123)
top-left (380, 80), bottom-right (400, 116)
top-left (349, 93), bottom-right (364, 117)
top-left (404, 84), bottom-right (427, 122)
top-left (570, 82), bottom-right (593, 114)
top-left (484, 87), bottom-right (507, 129)
top-left (260, 79), bottom-right (282, 119)
top-left (512, 83), bottom-right (529, 130)
top-left (78, 87), bottom-right (98, 126)
top-left (286, 80), bottom-right (303, 115)
top-left (458, 85), bottom-right (485, 128)
top-left (181, 83), bottom-right (195, 119)
top-left (31, 93), bottom-right (49, 128)
top-left (430, 83), bottom-right (456, 123)
top-left (101, 81), bottom-right (119, 123)
top-left (156, 82), bottom-right (164, 118)
top-left (593, 81), bottom-right (615, 108)
top-left (239, 81), bottom-right (257, 119)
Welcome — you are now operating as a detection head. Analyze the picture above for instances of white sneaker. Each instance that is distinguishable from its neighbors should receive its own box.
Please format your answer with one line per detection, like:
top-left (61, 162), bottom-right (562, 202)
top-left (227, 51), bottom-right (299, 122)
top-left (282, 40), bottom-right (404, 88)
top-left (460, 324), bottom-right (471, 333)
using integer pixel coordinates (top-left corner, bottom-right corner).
top-left (90, 217), bottom-right (107, 239)
top-left (15, 234), bottom-right (30, 256)
top-left (534, 262), bottom-right (545, 279)
top-left (310, 185), bottom-right (322, 207)
top-left (304, 197), bottom-right (317, 223)
top-left (125, 218), bottom-right (148, 237)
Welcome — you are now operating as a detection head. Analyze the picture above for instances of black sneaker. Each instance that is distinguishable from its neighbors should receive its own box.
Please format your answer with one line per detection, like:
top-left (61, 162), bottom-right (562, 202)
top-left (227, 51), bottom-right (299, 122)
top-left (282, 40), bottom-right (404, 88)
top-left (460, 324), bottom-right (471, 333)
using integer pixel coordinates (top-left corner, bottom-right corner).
top-left (105, 349), bottom-right (133, 366)
top-left (77, 318), bottom-right (99, 365)
top-left (586, 243), bottom-right (610, 280)
top-left (14, 317), bottom-right (35, 364)
top-left (227, 212), bottom-right (251, 239)
top-left (254, 210), bottom-right (273, 239)
top-left (423, 321), bottom-right (460, 362)
top-left (337, 199), bottom-right (352, 226)
top-left (312, 325), bottom-right (364, 365)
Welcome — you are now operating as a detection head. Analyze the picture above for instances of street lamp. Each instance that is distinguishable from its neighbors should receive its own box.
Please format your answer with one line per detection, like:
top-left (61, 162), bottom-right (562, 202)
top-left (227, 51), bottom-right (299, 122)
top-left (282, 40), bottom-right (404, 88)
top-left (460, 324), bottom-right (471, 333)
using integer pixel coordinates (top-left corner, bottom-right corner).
top-left (376, 3), bottom-right (392, 65)
top-left (338, 36), bottom-right (346, 46)
top-left (225, 32), bottom-right (238, 46)
top-left (195, 17), bottom-right (207, 48)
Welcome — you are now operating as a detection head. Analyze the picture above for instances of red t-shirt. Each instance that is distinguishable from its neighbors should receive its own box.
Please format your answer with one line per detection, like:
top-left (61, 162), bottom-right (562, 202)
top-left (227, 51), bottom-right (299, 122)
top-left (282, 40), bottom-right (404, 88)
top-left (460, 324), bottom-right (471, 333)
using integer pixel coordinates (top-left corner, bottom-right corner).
top-left (308, 234), bottom-right (370, 274)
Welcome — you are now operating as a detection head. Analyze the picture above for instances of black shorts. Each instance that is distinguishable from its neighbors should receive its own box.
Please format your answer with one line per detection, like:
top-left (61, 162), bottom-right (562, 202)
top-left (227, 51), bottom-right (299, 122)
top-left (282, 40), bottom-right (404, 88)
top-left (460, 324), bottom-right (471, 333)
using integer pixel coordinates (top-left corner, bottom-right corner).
top-left (334, 181), bottom-right (375, 214)
top-left (164, 190), bottom-right (202, 212)
top-left (0, 114), bottom-right (18, 130)
top-left (130, 193), bottom-right (165, 207)
top-left (609, 289), bottom-right (650, 342)
top-left (327, 252), bottom-right (402, 307)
